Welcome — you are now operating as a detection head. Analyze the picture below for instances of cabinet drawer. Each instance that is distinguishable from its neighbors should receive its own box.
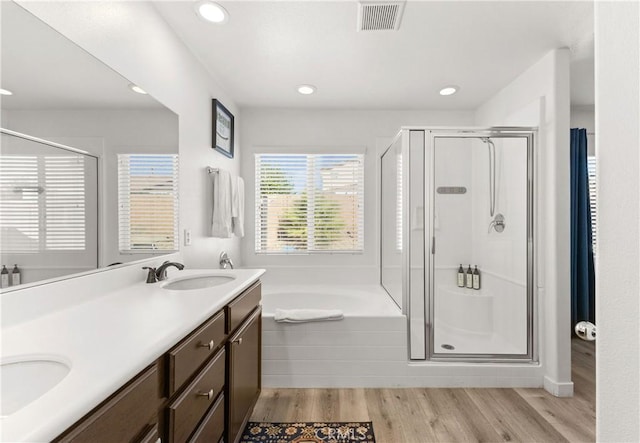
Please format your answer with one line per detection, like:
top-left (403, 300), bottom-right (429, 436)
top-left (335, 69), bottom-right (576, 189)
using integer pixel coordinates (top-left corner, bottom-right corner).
top-left (168, 348), bottom-right (225, 443)
top-left (138, 424), bottom-right (159, 443)
top-left (55, 363), bottom-right (159, 443)
top-left (188, 393), bottom-right (225, 443)
top-left (169, 309), bottom-right (225, 394)
top-left (226, 282), bottom-right (261, 334)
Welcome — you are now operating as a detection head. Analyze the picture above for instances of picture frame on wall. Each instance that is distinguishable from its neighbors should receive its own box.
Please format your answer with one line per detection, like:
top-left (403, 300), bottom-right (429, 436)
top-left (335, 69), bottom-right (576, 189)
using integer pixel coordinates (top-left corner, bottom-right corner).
top-left (212, 99), bottom-right (234, 158)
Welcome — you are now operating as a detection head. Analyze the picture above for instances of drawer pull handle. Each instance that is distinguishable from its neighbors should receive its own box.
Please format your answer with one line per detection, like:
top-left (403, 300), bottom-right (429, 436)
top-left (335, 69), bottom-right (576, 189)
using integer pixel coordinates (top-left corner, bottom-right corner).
top-left (197, 389), bottom-right (214, 400)
top-left (232, 338), bottom-right (243, 345)
top-left (198, 340), bottom-right (215, 350)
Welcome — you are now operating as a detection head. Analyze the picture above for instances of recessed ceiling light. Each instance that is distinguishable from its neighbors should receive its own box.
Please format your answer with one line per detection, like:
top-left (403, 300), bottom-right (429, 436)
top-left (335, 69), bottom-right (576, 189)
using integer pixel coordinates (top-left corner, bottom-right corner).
top-left (297, 85), bottom-right (316, 95)
top-left (196, 1), bottom-right (229, 24)
top-left (0, 88), bottom-right (13, 96)
top-left (129, 84), bottom-right (147, 95)
top-left (439, 86), bottom-right (459, 96)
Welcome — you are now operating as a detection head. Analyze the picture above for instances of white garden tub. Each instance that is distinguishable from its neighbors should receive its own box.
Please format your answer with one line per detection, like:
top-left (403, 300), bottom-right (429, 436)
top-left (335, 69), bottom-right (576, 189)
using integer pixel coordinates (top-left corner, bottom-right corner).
top-left (261, 284), bottom-right (406, 387)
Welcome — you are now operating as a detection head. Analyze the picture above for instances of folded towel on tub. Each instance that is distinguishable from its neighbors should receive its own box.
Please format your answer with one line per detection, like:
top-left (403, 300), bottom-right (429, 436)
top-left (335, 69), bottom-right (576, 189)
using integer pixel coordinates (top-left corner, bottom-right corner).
top-left (274, 309), bottom-right (344, 323)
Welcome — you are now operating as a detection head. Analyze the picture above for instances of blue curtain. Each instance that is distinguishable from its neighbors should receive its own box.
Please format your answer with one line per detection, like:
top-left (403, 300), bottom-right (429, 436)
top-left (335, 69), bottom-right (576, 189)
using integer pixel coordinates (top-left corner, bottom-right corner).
top-left (570, 128), bottom-right (595, 325)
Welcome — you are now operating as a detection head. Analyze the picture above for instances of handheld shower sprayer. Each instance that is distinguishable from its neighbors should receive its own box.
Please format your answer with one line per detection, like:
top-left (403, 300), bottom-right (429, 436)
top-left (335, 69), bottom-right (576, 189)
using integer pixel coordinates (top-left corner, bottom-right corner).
top-left (481, 137), bottom-right (505, 233)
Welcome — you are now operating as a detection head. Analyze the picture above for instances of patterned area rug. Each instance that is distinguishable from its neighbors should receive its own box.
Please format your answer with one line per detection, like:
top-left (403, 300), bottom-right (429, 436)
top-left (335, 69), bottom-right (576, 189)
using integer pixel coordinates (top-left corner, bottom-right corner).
top-left (240, 422), bottom-right (376, 443)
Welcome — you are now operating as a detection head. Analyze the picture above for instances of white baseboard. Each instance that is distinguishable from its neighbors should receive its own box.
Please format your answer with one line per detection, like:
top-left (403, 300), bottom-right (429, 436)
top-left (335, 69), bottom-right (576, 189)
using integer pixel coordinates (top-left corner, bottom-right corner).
top-left (544, 376), bottom-right (574, 397)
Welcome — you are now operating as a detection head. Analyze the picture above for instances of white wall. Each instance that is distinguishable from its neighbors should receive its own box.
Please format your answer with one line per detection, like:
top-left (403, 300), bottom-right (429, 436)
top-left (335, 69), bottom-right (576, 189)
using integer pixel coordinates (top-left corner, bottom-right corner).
top-left (17, 2), bottom-right (243, 270)
top-left (240, 109), bottom-right (473, 284)
top-left (475, 48), bottom-right (572, 396)
top-left (595, 2), bottom-right (640, 440)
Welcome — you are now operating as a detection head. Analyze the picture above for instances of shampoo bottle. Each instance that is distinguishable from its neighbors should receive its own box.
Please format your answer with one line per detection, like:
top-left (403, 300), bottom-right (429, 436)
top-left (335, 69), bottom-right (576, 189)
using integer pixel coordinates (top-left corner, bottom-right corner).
top-left (457, 264), bottom-right (465, 287)
top-left (466, 265), bottom-right (473, 288)
top-left (473, 265), bottom-right (481, 290)
top-left (11, 264), bottom-right (21, 286)
top-left (1, 265), bottom-right (8, 289)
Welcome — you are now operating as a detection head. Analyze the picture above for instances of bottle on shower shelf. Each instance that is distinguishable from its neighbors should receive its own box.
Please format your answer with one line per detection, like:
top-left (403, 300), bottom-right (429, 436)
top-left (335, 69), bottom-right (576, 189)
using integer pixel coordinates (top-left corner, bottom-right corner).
top-left (1, 265), bottom-right (9, 289)
top-left (11, 264), bottom-right (21, 286)
top-left (457, 264), bottom-right (465, 287)
top-left (473, 265), bottom-right (481, 290)
top-left (466, 265), bottom-right (473, 289)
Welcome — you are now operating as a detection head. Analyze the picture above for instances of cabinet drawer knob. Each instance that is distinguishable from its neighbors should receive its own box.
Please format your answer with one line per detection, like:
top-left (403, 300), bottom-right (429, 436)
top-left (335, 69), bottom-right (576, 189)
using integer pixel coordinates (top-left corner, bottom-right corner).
top-left (197, 389), bottom-right (214, 400)
top-left (198, 340), bottom-right (215, 350)
top-left (232, 337), bottom-right (243, 345)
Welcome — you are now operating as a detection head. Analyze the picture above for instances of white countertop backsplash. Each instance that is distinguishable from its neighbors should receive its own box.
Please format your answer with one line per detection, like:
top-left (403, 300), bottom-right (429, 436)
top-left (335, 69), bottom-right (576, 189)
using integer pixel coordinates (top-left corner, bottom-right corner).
top-left (0, 258), bottom-right (265, 442)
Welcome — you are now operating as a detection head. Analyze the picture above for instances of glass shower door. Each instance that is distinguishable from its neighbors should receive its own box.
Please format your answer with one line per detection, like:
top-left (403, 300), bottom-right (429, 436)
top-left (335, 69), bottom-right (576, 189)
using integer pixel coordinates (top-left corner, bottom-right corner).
top-left (430, 134), bottom-right (532, 358)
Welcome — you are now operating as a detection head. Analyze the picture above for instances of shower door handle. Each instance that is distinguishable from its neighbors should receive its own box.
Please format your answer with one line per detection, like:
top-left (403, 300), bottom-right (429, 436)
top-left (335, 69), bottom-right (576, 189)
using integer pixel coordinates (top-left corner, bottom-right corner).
top-left (431, 236), bottom-right (435, 254)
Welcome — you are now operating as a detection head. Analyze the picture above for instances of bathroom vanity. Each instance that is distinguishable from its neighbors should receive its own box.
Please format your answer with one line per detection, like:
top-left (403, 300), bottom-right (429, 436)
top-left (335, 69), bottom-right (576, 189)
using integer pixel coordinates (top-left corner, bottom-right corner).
top-left (0, 267), bottom-right (264, 443)
top-left (53, 281), bottom-right (262, 443)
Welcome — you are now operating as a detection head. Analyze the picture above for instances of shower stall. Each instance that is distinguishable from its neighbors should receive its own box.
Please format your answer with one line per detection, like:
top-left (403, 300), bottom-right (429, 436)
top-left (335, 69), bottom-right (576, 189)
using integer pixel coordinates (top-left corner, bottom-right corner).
top-left (381, 127), bottom-right (536, 361)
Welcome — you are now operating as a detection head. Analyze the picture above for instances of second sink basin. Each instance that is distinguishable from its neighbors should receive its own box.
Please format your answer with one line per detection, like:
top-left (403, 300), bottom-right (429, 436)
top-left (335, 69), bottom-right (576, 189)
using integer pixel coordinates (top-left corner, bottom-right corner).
top-left (1, 356), bottom-right (70, 417)
top-left (162, 274), bottom-right (235, 291)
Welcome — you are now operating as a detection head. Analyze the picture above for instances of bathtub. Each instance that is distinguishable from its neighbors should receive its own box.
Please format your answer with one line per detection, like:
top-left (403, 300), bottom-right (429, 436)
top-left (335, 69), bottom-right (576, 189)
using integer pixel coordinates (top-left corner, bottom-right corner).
top-left (261, 284), bottom-right (407, 387)
top-left (261, 285), bottom-right (400, 317)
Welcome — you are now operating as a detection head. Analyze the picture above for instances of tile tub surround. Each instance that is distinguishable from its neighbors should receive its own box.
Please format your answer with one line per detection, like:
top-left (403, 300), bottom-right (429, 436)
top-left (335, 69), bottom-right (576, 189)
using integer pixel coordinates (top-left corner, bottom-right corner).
top-left (261, 284), bottom-right (544, 388)
top-left (0, 265), bottom-right (265, 442)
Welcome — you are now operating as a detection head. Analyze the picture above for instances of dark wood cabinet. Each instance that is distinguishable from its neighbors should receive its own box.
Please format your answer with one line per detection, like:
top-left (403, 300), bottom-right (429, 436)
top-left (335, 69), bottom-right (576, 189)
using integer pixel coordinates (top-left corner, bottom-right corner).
top-left (54, 363), bottom-right (160, 443)
top-left (188, 393), bottom-right (225, 443)
top-left (168, 309), bottom-right (226, 396)
top-left (54, 280), bottom-right (262, 443)
top-left (226, 307), bottom-right (262, 443)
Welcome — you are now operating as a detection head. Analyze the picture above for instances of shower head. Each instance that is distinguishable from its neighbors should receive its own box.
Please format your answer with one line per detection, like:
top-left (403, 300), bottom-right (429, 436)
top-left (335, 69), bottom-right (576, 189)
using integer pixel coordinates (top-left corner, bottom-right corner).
top-left (480, 137), bottom-right (493, 145)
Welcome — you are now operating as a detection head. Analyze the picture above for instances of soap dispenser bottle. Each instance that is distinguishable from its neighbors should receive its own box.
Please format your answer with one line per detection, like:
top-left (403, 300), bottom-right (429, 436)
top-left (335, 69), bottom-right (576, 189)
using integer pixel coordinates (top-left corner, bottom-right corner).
top-left (466, 265), bottom-right (473, 288)
top-left (1, 265), bottom-right (8, 289)
top-left (11, 264), bottom-right (21, 286)
top-left (473, 265), bottom-right (481, 290)
top-left (457, 264), bottom-right (465, 287)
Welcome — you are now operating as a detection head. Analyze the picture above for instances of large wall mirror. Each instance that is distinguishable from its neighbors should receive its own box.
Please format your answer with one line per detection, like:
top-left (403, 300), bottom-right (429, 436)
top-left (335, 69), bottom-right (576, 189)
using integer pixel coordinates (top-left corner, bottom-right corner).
top-left (0, 1), bottom-right (179, 288)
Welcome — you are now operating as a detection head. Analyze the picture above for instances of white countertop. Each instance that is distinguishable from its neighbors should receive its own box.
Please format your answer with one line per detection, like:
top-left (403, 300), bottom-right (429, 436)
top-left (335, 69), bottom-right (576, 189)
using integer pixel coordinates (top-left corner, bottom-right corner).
top-left (0, 268), bottom-right (265, 442)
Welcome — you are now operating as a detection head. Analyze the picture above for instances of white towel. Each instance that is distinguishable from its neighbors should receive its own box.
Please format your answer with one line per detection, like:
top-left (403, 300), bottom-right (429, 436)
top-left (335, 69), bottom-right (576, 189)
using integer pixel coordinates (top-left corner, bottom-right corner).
top-left (232, 176), bottom-right (245, 237)
top-left (274, 308), bottom-right (344, 323)
top-left (211, 169), bottom-right (233, 238)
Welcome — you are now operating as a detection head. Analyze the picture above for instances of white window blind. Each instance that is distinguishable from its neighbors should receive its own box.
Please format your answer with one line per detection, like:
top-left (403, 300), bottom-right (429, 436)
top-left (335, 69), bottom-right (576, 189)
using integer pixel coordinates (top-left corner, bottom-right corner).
top-left (118, 154), bottom-right (179, 252)
top-left (0, 155), bottom-right (86, 252)
top-left (587, 156), bottom-right (597, 252)
top-left (255, 153), bottom-right (364, 254)
top-left (396, 152), bottom-right (403, 251)
top-left (45, 156), bottom-right (86, 250)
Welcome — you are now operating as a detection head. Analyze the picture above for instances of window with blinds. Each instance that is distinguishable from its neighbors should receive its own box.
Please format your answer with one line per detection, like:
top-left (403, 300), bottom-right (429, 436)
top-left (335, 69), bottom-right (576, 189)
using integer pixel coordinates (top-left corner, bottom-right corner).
top-left (0, 155), bottom-right (86, 252)
top-left (255, 153), bottom-right (364, 254)
top-left (587, 156), bottom-right (597, 252)
top-left (118, 154), bottom-right (179, 252)
top-left (396, 152), bottom-right (403, 251)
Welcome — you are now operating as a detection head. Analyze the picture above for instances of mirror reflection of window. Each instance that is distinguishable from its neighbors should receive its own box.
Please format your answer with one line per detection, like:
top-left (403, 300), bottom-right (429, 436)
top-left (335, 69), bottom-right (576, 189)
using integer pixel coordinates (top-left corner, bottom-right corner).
top-left (117, 154), bottom-right (179, 253)
top-left (0, 154), bottom-right (87, 252)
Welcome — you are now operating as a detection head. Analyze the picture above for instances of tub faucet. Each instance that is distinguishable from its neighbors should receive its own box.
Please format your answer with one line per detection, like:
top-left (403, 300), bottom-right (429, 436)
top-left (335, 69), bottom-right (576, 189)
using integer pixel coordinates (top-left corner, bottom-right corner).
top-left (219, 251), bottom-right (234, 269)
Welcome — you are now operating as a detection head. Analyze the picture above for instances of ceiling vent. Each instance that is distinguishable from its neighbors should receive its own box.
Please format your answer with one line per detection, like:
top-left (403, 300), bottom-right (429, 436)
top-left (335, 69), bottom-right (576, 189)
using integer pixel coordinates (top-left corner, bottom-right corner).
top-left (358, 1), bottom-right (406, 31)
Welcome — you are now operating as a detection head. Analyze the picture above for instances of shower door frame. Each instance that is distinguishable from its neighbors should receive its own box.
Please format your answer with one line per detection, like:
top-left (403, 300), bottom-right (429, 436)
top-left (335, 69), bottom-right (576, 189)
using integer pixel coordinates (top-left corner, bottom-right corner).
top-left (424, 127), bottom-right (537, 363)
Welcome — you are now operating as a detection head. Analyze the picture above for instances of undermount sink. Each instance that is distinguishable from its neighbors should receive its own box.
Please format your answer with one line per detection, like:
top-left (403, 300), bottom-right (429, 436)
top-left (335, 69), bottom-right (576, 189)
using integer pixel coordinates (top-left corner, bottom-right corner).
top-left (0, 357), bottom-right (70, 417)
top-left (162, 275), bottom-right (235, 291)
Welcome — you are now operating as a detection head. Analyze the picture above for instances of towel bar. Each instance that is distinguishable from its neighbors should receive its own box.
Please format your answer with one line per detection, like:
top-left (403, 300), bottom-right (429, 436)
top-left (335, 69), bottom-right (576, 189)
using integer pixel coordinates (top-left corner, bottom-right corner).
top-left (206, 167), bottom-right (219, 174)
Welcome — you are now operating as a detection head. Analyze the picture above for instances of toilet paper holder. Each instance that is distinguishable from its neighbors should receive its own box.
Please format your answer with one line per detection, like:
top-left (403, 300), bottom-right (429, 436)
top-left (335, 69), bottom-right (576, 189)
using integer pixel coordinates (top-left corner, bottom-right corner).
top-left (575, 321), bottom-right (596, 341)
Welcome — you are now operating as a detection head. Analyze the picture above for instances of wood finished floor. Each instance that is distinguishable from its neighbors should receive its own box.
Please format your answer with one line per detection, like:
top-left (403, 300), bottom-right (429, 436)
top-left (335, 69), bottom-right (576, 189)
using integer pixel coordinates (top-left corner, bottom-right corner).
top-left (251, 339), bottom-right (595, 442)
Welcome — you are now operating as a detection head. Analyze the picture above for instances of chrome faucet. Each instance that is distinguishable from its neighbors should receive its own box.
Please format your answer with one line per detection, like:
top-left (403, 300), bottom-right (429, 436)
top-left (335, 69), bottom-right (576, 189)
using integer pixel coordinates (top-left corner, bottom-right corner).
top-left (143, 261), bottom-right (184, 283)
top-left (219, 251), bottom-right (234, 269)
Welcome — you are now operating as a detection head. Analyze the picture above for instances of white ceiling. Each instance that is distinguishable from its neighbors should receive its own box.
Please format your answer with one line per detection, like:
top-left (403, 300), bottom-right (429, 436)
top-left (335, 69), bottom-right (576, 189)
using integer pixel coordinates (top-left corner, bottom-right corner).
top-left (1, 1), bottom-right (164, 110)
top-left (156, 1), bottom-right (595, 110)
